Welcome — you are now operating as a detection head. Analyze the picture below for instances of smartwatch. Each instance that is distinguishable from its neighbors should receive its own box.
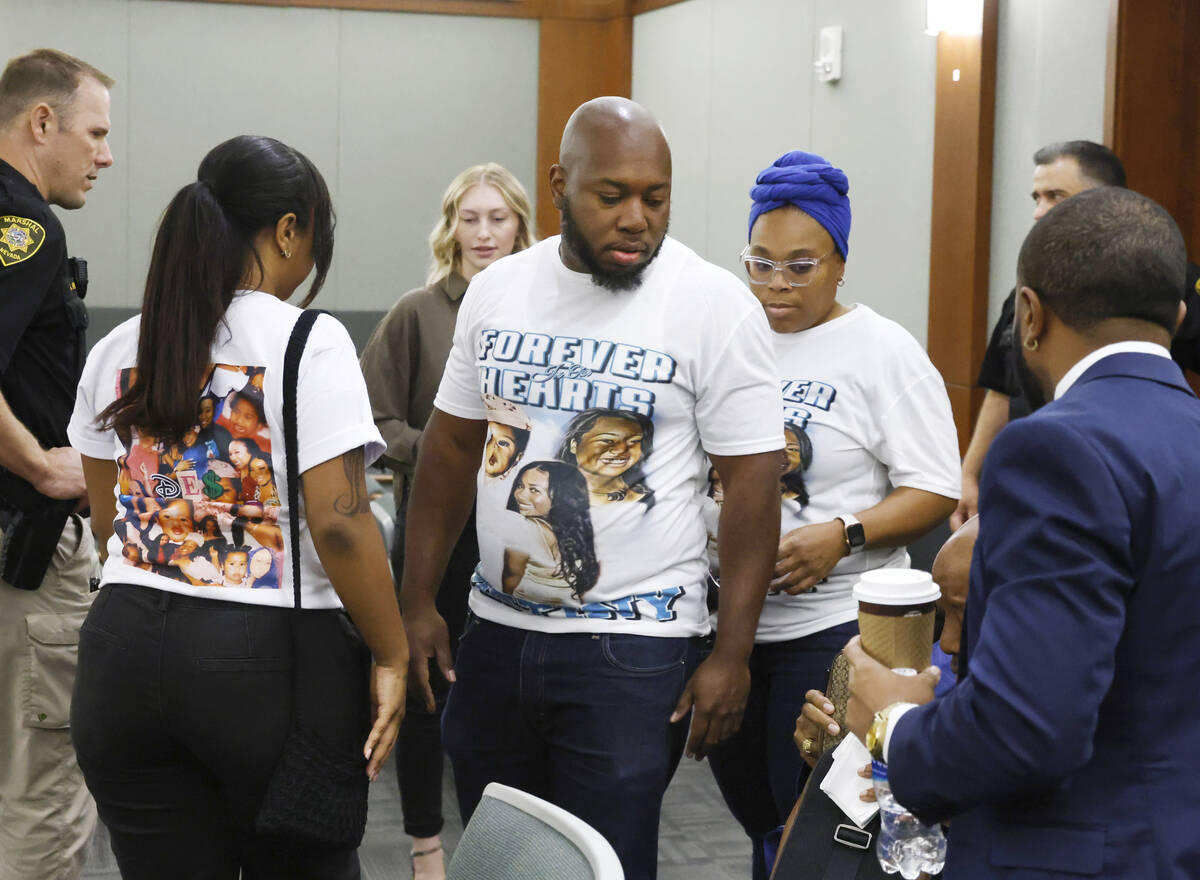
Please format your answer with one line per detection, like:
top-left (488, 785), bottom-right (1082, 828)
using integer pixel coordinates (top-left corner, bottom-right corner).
top-left (836, 514), bottom-right (866, 555)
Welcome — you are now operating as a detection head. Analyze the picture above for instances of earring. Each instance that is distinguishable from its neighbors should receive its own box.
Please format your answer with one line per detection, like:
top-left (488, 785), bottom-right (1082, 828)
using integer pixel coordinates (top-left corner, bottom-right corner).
top-left (281, 249), bottom-right (291, 260)
top-left (1023, 337), bottom-right (1038, 351)
top-left (836, 277), bottom-right (845, 287)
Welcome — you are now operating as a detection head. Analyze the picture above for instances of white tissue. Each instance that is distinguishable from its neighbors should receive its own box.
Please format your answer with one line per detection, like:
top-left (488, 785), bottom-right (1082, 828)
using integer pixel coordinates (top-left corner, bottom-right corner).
top-left (818, 734), bottom-right (879, 828)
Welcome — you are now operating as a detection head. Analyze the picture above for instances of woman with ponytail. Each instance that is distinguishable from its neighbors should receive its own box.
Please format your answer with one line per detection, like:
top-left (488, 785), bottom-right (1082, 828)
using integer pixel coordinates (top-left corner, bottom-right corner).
top-left (704, 151), bottom-right (961, 879)
top-left (67, 135), bottom-right (408, 877)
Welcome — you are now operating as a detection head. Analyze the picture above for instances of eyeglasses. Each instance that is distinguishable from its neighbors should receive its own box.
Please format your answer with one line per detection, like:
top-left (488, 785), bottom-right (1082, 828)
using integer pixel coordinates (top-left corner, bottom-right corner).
top-left (739, 246), bottom-right (835, 287)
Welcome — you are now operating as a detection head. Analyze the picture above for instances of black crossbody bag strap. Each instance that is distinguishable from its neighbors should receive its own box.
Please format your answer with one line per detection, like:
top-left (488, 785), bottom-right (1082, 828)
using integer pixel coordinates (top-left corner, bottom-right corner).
top-left (282, 308), bottom-right (326, 613)
top-left (771, 750), bottom-right (884, 880)
top-left (254, 308), bottom-right (370, 851)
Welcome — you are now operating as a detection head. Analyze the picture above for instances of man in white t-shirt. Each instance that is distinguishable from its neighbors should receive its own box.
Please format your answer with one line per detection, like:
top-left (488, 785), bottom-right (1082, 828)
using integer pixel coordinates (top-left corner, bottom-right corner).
top-left (400, 97), bottom-right (784, 879)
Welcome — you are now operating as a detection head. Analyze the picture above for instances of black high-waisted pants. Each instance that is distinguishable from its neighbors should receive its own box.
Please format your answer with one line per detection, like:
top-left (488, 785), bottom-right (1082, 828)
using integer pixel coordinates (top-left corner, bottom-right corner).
top-left (71, 582), bottom-right (367, 880)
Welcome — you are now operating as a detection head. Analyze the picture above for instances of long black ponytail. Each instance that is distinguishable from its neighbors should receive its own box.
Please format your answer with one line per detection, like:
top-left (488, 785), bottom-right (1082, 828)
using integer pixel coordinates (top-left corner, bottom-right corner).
top-left (99, 135), bottom-right (334, 443)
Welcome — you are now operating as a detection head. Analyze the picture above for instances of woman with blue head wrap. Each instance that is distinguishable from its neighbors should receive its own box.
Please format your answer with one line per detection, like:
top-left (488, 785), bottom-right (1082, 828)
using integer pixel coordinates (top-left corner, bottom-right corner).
top-left (743, 150), bottom-right (852, 333)
top-left (705, 150), bottom-right (962, 880)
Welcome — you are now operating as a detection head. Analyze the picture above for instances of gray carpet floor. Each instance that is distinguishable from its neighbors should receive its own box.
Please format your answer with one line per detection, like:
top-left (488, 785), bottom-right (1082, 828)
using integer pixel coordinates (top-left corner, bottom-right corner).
top-left (82, 753), bottom-right (751, 879)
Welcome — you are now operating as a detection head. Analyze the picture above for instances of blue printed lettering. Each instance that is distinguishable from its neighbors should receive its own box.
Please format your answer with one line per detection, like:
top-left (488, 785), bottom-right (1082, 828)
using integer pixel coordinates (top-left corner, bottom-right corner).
top-left (478, 329), bottom-right (499, 360)
top-left (783, 405), bottom-right (812, 428)
top-left (492, 330), bottom-right (522, 362)
top-left (516, 333), bottom-right (552, 366)
top-left (475, 330), bottom-right (681, 419)
top-left (610, 343), bottom-right (643, 380)
top-left (780, 378), bottom-right (836, 411)
top-left (472, 577), bottom-right (558, 617)
top-left (525, 376), bottom-right (559, 409)
top-left (640, 349), bottom-right (676, 383)
top-left (620, 387), bottom-right (655, 416)
top-left (588, 381), bottom-right (620, 410)
top-left (473, 572), bottom-right (688, 624)
top-left (598, 595), bottom-right (641, 620)
top-left (804, 381), bottom-right (836, 410)
top-left (537, 363), bottom-right (592, 382)
top-left (577, 338), bottom-right (614, 373)
top-left (781, 379), bottom-right (807, 404)
top-left (548, 336), bottom-right (580, 364)
top-left (559, 377), bottom-right (591, 411)
top-left (479, 366), bottom-right (501, 396)
top-left (632, 586), bottom-right (685, 622)
top-left (499, 369), bottom-right (530, 400)
top-left (560, 604), bottom-right (619, 620)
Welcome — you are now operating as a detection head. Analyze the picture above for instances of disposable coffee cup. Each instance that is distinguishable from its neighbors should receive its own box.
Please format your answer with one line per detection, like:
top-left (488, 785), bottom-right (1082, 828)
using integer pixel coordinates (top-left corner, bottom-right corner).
top-left (853, 569), bottom-right (941, 671)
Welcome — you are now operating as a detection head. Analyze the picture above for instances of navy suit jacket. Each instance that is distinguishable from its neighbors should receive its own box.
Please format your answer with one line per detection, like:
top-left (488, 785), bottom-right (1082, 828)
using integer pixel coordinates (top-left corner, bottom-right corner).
top-left (888, 352), bottom-right (1200, 879)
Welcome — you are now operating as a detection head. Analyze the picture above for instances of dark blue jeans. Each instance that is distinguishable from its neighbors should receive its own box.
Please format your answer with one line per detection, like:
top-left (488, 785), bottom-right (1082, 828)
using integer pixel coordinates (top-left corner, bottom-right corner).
top-left (706, 619), bottom-right (859, 880)
top-left (441, 617), bottom-right (701, 880)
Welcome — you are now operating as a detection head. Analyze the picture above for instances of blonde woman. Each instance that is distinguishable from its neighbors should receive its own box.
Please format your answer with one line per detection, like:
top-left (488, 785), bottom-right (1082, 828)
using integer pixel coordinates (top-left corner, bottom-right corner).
top-left (360, 162), bottom-right (534, 880)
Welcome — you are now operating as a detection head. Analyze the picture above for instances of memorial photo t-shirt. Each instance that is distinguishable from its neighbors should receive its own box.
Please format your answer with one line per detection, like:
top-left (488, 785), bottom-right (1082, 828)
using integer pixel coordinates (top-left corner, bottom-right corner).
top-left (709, 304), bottom-right (961, 642)
top-left (435, 236), bottom-right (784, 637)
top-left (69, 291), bottom-right (384, 609)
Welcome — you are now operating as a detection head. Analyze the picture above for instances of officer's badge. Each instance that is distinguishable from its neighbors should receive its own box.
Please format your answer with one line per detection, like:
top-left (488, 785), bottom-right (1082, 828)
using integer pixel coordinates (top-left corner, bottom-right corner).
top-left (0, 216), bottom-right (46, 268)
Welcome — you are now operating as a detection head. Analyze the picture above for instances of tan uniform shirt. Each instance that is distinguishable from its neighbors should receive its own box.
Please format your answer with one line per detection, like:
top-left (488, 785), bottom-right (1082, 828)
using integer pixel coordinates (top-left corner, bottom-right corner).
top-left (360, 274), bottom-right (469, 502)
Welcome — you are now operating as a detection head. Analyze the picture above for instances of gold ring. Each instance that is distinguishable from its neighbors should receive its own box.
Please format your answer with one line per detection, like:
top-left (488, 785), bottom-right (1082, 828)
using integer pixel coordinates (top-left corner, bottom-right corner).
top-left (800, 737), bottom-right (814, 755)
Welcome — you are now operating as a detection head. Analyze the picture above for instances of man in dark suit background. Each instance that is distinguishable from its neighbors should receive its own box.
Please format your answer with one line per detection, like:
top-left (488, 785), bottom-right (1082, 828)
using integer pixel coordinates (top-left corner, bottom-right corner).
top-left (842, 186), bottom-right (1200, 878)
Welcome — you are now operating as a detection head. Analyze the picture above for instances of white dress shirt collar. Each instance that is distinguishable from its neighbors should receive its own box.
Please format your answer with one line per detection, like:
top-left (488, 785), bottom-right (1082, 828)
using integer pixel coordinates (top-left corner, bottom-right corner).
top-left (1054, 341), bottom-right (1171, 400)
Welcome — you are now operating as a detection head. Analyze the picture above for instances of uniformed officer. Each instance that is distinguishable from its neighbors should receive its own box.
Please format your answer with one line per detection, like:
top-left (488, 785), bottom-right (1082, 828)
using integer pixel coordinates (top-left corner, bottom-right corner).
top-left (0, 49), bottom-right (113, 880)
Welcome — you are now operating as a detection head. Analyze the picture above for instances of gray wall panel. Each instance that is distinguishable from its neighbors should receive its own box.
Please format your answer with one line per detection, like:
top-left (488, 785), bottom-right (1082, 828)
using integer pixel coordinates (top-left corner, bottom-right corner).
top-left (988, 0), bottom-right (1108, 325)
top-left (633, 0), bottom-right (1108, 348)
top-left (808, 0), bottom-right (934, 341)
top-left (2, 0), bottom-right (538, 323)
top-left (634, 0), bottom-right (935, 344)
top-left (1, 0), bottom-right (132, 307)
top-left (335, 10), bottom-right (538, 313)
top-left (632, 0), bottom-right (715, 263)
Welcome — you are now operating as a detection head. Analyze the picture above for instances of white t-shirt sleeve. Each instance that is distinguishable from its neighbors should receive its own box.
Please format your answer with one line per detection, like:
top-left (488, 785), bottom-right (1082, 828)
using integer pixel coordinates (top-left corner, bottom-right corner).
top-left (68, 332), bottom-right (119, 458)
top-left (295, 315), bottom-right (386, 473)
top-left (695, 306), bottom-right (784, 456)
top-left (433, 283), bottom-right (487, 421)
top-left (872, 362), bottom-right (961, 500)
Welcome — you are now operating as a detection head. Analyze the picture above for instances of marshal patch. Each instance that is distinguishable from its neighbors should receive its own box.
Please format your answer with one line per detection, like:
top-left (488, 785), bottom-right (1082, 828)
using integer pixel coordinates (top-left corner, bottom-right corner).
top-left (0, 215), bottom-right (46, 268)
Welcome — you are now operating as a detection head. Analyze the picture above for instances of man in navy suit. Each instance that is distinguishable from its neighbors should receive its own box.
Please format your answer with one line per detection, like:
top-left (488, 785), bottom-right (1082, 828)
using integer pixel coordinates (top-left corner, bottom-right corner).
top-left (842, 186), bottom-right (1200, 878)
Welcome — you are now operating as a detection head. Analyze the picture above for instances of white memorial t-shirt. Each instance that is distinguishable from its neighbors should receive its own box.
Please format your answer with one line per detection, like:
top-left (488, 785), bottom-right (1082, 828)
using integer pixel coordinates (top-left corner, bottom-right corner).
top-left (710, 304), bottom-right (961, 642)
top-left (435, 236), bottom-right (784, 636)
top-left (69, 291), bottom-right (384, 609)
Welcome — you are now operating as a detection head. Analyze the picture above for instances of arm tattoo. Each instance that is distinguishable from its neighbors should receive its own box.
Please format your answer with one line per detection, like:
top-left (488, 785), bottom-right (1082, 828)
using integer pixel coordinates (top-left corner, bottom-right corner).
top-left (333, 447), bottom-right (371, 516)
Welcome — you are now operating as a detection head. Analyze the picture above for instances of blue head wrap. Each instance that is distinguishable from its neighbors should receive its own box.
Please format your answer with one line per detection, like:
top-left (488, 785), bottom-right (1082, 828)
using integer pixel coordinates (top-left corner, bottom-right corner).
top-left (748, 151), bottom-right (851, 260)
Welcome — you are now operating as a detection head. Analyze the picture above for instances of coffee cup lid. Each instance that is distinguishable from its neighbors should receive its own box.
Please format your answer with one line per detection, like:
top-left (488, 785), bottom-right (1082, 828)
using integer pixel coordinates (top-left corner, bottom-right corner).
top-left (852, 568), bottom-right (941, 605)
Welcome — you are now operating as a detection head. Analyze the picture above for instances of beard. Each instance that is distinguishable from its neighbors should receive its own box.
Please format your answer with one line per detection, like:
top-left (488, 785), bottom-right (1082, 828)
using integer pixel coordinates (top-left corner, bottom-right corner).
top-left (1009, 326), bottom-right (1049, 413)
top-left (559, 197), bottom-right (667, 293)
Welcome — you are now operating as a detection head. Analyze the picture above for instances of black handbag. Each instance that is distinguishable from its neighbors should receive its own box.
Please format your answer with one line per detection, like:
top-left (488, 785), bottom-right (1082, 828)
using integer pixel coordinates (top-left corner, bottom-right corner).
top-left (769, 749), bottom-right (887, 880)
top-left (254, 309), bottom-right (371, 850)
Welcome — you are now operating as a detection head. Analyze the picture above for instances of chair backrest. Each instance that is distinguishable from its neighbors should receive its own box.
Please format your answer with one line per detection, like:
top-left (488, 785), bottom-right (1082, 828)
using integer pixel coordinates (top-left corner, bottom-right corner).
top-left (446, 783), bottom-right (625, 880)
top-left (369, 499), bottom-right (394, 552)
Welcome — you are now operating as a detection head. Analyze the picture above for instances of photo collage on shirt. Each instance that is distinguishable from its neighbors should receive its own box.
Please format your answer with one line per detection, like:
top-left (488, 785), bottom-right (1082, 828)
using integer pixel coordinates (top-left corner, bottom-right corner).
top-left (481, 393), bottom-right (657, 608)
top-left (112, 364), bottom-right (283, 589)
top-left (701, 417), bottom-right (813, 577)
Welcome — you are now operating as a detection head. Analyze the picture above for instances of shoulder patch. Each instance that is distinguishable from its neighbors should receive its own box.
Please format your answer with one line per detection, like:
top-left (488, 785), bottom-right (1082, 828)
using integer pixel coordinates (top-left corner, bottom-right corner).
top-left (1194, 276), bottom-right (1199, 295)
top-left (0, 215), bottom-right (47, 268)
